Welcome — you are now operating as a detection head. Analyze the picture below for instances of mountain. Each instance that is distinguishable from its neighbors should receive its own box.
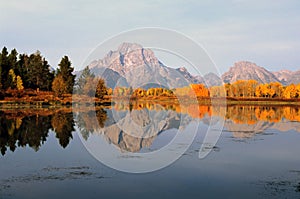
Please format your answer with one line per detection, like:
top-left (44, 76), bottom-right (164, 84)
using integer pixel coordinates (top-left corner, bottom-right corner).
top-left (273, 70), bottom-right (294, 84)
top-left (222, 61), bottom-right (300, 85)
top-left (87, 42), bottom-right (201, 88)
top-left (203, 72), bottom-right (223, 87)
top-left (176, 67), bottom-right (203, 84)
top-left (288, 70), bottom-right (300, 85)
top-left (273, 70), bottom-right (300, 85)
top-left (222, 61), bottom-right (280, 84)
top-left (78, 43), bottom-right (299, 88)
top-left (91, 67), bottom-right (127, 88)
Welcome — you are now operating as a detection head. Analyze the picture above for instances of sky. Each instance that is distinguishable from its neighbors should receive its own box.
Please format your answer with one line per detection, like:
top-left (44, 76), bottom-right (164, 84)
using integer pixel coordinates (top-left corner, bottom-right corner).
top-left (0, 0), bottom-right (300, 74)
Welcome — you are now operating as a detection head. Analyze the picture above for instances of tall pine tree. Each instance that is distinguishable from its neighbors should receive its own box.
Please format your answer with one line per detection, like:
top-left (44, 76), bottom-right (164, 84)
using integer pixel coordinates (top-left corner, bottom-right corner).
top-left (0, 47), bottom-right (9, 90)
top-left (77, 66), bottom-right (95, 94)
top-left (56, 56), bottom-right (75, 94)
top-left (6, 49), bottom-right (18, 89)
top-left (27, 51), bottom-right (54, 91)
top-left (8, 49), bottom-right (18, 74)
top-left (17, 54), bottom-right (30, 89)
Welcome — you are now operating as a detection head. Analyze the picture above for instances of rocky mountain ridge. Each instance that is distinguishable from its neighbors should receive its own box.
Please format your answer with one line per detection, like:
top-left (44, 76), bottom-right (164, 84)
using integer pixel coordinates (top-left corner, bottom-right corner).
top-left (222, 61), bottom-right (300, 85)
top-left (88, 42), bottom-right (197, 88)
top-left (80, 42), bottom-right (299, 87)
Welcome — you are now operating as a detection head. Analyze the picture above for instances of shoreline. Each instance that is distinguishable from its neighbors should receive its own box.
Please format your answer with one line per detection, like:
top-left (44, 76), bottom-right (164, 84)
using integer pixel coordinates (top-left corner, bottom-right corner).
top-left (0, 96), bottom-right (299, 109)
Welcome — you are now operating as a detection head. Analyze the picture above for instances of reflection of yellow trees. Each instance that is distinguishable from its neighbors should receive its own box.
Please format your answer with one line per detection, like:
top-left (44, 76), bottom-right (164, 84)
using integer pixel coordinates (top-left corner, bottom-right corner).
top-left (283, 107), bottom-right (300, 122)
top-left (113, 101), bottom-right (300, 124)
top-left (114, 100), bottom-right (179, 112)
top-left (226, 106), bottom-right (257, 124)
top-left (225, 106), bottom-right (300, 123)
top-left (210, 105), bottom-right (300, 124)
top-left (182, 105), bottom-right (212, 119)
top-left (254, 107), bottom-right (282, 123)
top-left (114, 102), bottom-right (213, 119)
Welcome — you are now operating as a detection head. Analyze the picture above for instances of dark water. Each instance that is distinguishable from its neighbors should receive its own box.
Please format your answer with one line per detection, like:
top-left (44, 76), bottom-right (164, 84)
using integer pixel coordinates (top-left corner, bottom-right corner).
top-left (0, 105), bottom-right (300, 199)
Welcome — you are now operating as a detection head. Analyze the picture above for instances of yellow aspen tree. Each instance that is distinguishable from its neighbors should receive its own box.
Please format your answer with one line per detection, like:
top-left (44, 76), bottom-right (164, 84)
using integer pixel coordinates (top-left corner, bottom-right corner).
top-left (16, 76), bottom-right (24, 90)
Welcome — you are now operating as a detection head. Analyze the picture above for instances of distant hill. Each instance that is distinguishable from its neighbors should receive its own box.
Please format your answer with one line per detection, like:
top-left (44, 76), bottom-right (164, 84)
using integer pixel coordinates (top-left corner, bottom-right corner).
top-left (222, 61), bottom-right (280, 84)
top-left (273, 70), bottom-right (300, 85)
top-left (203, 72), bottom-right (223, 87)
top-left (288, 70), bottom-right (300, 85)
top-left (273, 70), bottom-right (294, 84)
top-left (77, 43), bottom-right (299, 88)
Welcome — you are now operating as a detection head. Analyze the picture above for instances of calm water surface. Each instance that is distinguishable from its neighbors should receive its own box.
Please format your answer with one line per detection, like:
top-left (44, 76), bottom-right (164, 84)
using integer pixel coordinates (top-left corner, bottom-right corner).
top-left (0, 104), bottom-right (300, 199)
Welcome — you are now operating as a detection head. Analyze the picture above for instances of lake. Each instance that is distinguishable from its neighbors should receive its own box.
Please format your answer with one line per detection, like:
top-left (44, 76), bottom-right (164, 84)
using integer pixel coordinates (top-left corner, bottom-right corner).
top-left (0, 103), bottom-right (300, 198)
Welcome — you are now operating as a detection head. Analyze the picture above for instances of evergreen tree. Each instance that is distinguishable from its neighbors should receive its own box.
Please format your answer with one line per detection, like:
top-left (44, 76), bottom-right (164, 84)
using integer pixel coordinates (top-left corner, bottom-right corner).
top-left (27, 51), bottom-right (53, 91)
top-left (8, 49), bottom-right (18, 74)
top-left (83, 77), bottom-right (97, 97)
top-left (1, 48), bottom-right (19, 89)
top-left (16, 54), bottom-right (30, 88)
top-left (77, 66), bottom-right (95, 94)
top-left (8, 69), bottom-right (16, 89)
top-left (57, 56), bottom-right (75, 94)
top-left (0, 47), bottom-right (9, 90)
top-left (44, 59), bottom-right (55, 91)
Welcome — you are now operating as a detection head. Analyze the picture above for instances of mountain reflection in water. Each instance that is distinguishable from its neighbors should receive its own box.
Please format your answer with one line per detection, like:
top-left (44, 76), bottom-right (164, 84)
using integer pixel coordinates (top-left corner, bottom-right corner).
top-left (0, 103), bottom-right (300, 155)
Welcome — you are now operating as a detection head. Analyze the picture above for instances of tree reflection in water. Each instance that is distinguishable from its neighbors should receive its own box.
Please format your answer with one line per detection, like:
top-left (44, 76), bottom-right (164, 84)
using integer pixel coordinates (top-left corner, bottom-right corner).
top-left (51, 111), bottom-right (75, 148)
top-left (0, 110), bottom-right (75, 155)
top-left (76, 108), bottom-right (108, 140)
top-left (0, 111), bottom-right (52, 155)
top-left (0, 108), bottom-right (109, 156)
top-left (0, 103), bottom-right (300, 155)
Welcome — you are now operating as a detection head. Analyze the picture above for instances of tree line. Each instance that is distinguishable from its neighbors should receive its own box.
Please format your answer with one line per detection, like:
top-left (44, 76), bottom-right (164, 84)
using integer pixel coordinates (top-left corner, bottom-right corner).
top-left (210, 80), bottom-right (300, 99)
top-left (111, 80), bottom-right (300, 99)
top-left (0, 47), bottom-right (108, 99)
top-left (0, 47), bottom-right (55, 91)
top-left (0, 47), bottom-right (74, 93)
